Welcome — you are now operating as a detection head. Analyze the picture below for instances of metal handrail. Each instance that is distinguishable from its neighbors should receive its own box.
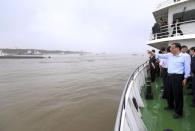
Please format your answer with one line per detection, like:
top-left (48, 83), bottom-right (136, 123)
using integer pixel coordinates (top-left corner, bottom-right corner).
top-left (114, 61), bottom-right (149, 131)
top-left (159, 19), bottom-right (195, 29)
top-left (151, 19), bottom-right (195, 40)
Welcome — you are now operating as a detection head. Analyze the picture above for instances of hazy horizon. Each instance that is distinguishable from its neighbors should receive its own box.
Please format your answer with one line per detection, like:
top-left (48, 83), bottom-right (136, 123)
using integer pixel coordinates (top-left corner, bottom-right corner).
top-left (0, 0), bottom-right (164, 53)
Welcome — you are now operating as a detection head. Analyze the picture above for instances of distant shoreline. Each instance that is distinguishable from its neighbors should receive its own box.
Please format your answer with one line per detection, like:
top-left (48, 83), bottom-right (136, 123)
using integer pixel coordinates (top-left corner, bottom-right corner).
top-left (0, 48), bottom-right (89, 55)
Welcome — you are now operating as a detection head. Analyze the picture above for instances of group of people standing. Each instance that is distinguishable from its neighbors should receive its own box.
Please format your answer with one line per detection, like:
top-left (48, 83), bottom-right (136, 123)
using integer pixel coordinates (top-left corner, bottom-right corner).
top-left (148, 43), bottom-right (195, 119)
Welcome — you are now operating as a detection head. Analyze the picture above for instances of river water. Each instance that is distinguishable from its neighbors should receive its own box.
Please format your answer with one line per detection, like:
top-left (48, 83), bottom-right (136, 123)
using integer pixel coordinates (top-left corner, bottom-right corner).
top-left (0, 53), bottom-right (146, 131)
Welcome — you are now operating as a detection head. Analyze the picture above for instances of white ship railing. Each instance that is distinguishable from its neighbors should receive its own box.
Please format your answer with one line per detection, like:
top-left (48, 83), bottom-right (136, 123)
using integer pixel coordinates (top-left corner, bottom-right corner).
top-left (150, 19), bottom-right (195, 40)
top-left (114, 61), bottom-right (149, 131)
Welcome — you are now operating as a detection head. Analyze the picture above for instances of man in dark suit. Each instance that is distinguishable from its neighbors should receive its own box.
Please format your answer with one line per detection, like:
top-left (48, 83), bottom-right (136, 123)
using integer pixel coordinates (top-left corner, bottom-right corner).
top-left (148, 50), bottom-right (157, 82)
top-left (190, 47), bottom-right (195, 107)
top-left (171, 18), bottom-right (183, 37)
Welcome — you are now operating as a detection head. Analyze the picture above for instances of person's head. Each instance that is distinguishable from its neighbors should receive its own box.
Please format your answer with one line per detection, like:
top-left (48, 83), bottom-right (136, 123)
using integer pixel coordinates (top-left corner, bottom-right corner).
top-left (176, 18), bottom-right (180, 23)
top-left (190, 47), bottom-right (195, 56)
top-left (170, 43), bottom-right (182, 55)
top-left (152, 49), bottom-right (156, 53)
top-left (160, 47), bottom-right (166, 54)
top-left (147, 50), bottom-right (155, 57)
top-left (159, 51), bottom-right (162, 54)
top-left (167, 46), bottom-right (171, 53)
top-left (181, 45), bottom-right (188, 53)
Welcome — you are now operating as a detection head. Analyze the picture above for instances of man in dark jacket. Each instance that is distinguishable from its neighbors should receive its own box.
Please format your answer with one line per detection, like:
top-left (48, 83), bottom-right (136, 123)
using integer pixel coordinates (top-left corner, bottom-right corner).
top-left (148, 50), bottom-right (157, 82)
top-left (171, 18), bottom-right (183, 37)
top-left (152, 23), bottom-right (161, 39)
top-left (190, 47), bottom-right (195, 107)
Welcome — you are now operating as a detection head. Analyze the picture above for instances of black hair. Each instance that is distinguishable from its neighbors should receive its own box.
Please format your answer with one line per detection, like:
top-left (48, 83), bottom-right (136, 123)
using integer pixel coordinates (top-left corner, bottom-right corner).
top-left (167, 46), bottom-right (171, 53)
top-left (190, 47), bottom-right (195, 51)
top-left (160, 47), bottom-right (166, 52)
top-left (181, 45), bottom-right (188, 49)
top-left (171, 43), bottom-right (182, 50)
top-left (176, 18), bottom-right (181, 21)
top-left (152, 50), bottom-right (155, 53)
top-left (159, 51), bottom-right (162, 54)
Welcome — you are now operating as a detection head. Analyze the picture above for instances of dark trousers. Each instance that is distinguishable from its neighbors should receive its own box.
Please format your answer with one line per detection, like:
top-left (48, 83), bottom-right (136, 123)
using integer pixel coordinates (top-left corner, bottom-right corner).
top-left (162, 68), bottom-right (168, 98)
top-left (150, 68), bottom-right (156, 82)
top-left (192, 76), bottom-right (195, 104)
top-left (156, 64), bottom-right (160, 77)
top-left (171, 27), bottom-right (183, 36)
top-left (167, 74), bottom-right (184, 115)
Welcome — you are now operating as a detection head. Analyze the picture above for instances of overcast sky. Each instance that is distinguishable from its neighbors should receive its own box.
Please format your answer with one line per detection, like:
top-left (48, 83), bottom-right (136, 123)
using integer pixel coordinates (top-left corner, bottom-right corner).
top-left (0, 0), bottom-right (164, 53)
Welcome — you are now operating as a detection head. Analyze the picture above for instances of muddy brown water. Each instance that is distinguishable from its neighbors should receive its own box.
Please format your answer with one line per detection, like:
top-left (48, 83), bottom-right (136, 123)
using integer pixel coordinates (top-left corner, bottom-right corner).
top-left (0, 54), bottom-right (146, 131)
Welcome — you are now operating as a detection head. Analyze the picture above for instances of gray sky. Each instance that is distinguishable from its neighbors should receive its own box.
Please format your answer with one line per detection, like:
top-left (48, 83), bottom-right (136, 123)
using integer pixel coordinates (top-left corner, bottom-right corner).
top-left (0, 0), bottom-right (163, 53)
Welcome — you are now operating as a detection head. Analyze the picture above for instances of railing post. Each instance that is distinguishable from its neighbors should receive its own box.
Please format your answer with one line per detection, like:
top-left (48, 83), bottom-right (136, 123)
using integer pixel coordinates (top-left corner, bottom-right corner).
top-left (154, 34), bottom-right (156, 40)
top-left (176, 23), bottom-right (178, 36)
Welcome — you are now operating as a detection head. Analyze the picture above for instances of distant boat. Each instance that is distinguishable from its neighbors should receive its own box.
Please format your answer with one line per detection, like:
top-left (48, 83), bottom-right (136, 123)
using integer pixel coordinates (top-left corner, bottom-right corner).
top-left (60, 52), bottom-right (66, 55)
top-left (25, 50), bottom-right (43, 55)
top-left (0, 50), bottom-right (7, 56)
top-left (0, 50), bottom-right (45, 59)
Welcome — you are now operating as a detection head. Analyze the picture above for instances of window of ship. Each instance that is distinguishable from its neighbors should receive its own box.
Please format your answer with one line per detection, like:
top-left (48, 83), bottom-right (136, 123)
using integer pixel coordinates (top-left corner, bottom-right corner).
top-left (173, 9), bottom-right (195, 22)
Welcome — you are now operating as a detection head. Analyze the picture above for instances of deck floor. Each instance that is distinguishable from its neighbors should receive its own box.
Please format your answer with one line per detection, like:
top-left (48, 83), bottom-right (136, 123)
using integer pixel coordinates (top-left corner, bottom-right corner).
top-left (141, 77), bottom-right (195, 131)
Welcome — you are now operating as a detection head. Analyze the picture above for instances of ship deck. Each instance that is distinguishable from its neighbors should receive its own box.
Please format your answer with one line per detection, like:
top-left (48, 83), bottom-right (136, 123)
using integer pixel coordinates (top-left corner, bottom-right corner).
top-left (141, 77), bottom-right (195, 131)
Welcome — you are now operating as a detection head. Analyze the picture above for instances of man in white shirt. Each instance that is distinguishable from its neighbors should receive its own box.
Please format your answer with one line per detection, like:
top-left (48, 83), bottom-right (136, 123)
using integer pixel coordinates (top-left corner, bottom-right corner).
top-left (181, 45), bottom-right (191, 62)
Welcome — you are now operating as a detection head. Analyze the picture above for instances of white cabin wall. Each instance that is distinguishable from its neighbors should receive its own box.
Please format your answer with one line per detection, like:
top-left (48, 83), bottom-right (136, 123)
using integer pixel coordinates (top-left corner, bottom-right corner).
top-left (168, 0), bottom-right (195, 25)
top-left (181, 22), bottom-right (195, 35)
